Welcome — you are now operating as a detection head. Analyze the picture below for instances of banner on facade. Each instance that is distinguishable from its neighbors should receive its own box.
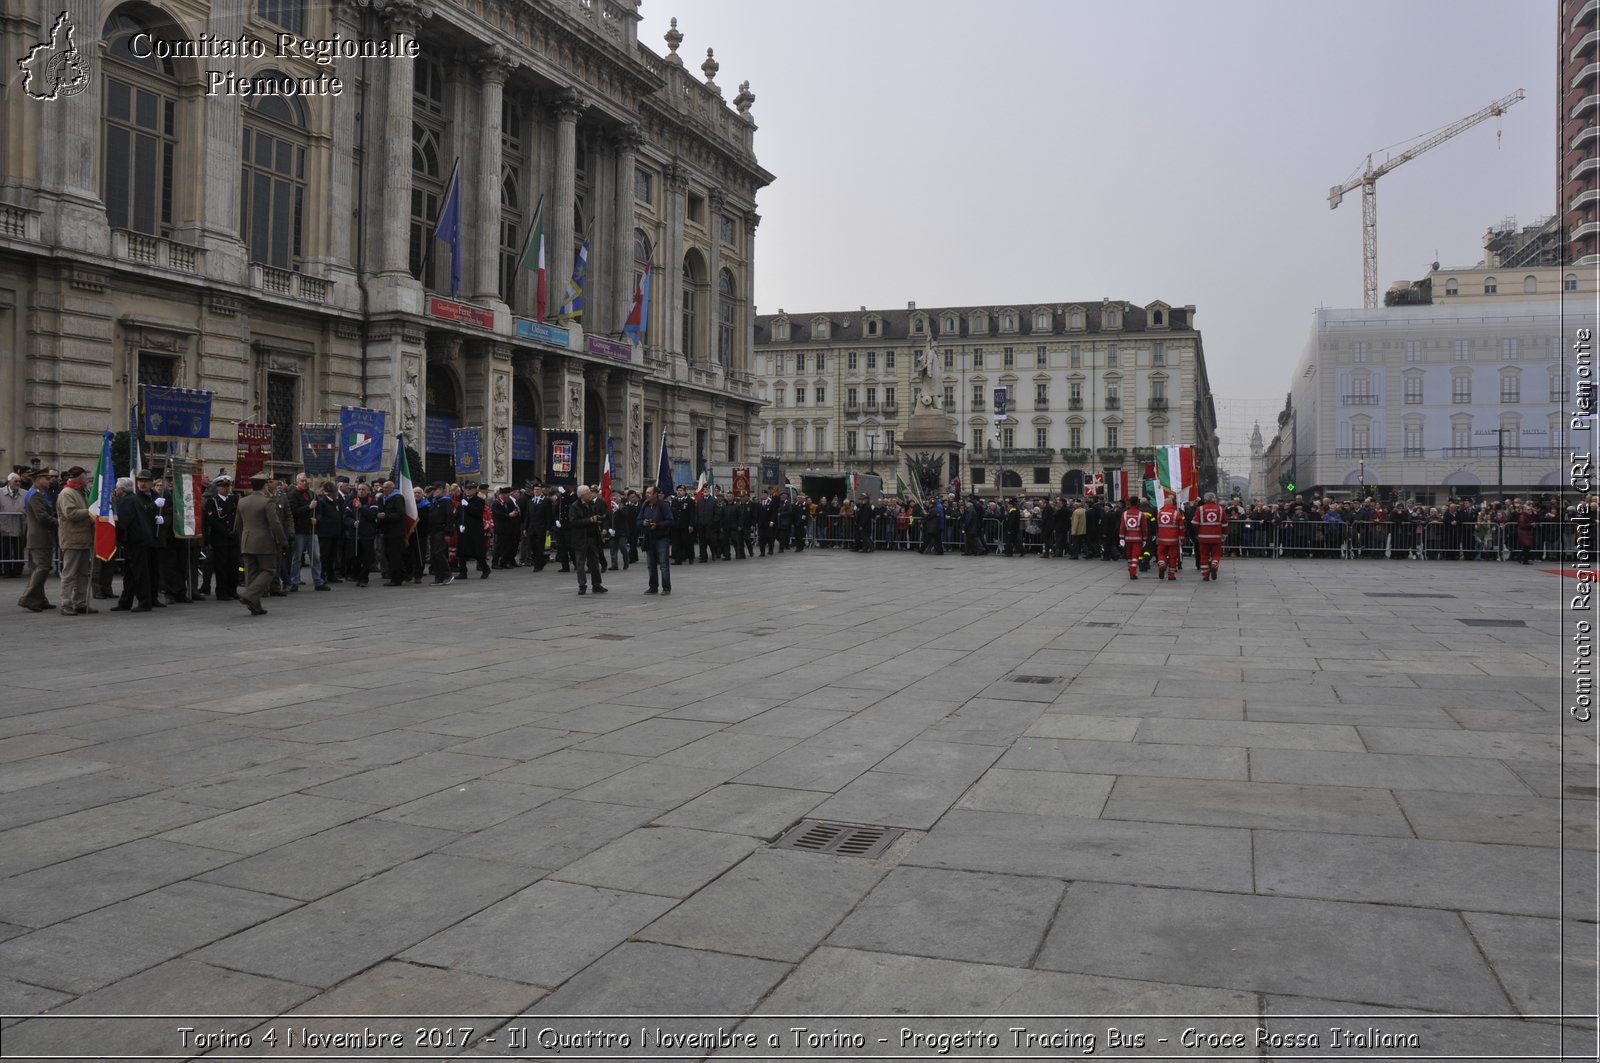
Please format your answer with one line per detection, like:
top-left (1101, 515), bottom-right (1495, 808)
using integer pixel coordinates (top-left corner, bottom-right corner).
top-left (141, 385), bottom-right (213, 442)
top-left (585, 335), bottom-right (633, 362)
top-left (759, 459), bottom-right (780, 487)
top-left (236, 423), bottom-right (273, 483)
top-left (545, 430), bottom-right (578, 487)
top-left (514, 319), bottom-right (571, 347)
top-left (731, 466), bottom-right (751, 496)
top-left (452, 428), bottom-right (482, 477)
top-left (425, 414), bottom-right (458, 456)
top-left (336, 407), bottom-right (386, 476)
top-left (299, 424), bottom-right (337, 477)
top-left (511, 425), bottom-right (537, 463)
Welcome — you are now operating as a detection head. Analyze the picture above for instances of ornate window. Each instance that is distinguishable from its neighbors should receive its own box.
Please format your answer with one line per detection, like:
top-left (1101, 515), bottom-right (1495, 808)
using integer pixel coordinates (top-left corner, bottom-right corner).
top-left (1500, 369), bottom-right (1520, 404)
top-left (499, 99), bottom-right (524, 303)
top-left (1523, 275), bottom-right (1538, 294)
top-left (717, 268), bottom-right (736, 369)
top-left (1444, 278), bottom-right (1459, 296)
top-left (409, 55), bottom-right (447, 290)
top-left (102, 11), bottom-right (180, 237)
top-left (1483, 276), bottom-right (1497, 295)
top-left (257, 0), bottom-right (305, 33)
top-left (240, 84), bottom-right (307, 268)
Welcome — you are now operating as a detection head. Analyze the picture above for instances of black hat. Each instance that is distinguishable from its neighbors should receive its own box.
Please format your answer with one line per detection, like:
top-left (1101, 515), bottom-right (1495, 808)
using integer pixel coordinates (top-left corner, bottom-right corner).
top-left (429, 481), bottom-right (445, 490)
top-left (463, 481), bottom-right (478, 490)
top-left (63, 466), bottom-right (88, 479)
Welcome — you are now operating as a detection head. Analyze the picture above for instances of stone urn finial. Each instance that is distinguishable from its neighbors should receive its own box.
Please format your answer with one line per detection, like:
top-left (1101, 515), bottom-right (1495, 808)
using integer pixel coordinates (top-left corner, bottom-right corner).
top-left (734, 79), bottom-right (754, 118)
top-left (664, 17), bottom-right (683, 64)
top-left (701, 47), bottom-right (719, 87)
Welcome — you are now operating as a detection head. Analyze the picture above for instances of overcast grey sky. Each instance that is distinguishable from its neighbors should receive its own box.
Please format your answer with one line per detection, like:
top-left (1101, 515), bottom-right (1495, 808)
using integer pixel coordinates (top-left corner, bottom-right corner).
top-left (636, 0), bottom-right (1556, 450)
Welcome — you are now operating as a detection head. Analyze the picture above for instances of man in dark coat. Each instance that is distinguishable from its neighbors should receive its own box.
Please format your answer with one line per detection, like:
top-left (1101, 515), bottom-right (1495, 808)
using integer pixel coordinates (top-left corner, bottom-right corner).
top-left (377, 479), bottom-right (412, 586)
top-left (491, 486), bottom-right (521, 569)
top-left (206, 475), bottom-right (240, 601)
top-left (456, 482), bottom-right (491, 579)
top-left (427, 483), bottom-right (455, 584)
top-left (315, 481), bottom-right (345, 584)
top-left (565, 485), bottom-right (608, 595)
top-left (695, 487), bottom-right (720, 562)
top-left (113, 474), bottom-right (158, 611)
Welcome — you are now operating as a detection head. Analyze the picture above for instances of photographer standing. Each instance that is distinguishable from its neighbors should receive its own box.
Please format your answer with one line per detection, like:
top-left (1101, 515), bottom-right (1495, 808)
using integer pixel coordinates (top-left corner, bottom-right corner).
top-left (566, 485), bottom-right (608, 596)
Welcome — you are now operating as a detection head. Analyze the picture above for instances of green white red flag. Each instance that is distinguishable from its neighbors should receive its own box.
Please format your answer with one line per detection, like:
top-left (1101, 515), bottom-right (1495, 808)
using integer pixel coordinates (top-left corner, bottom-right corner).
top-left (1155, 445), bottom-right (1197, 506)
top-left (87, 430), bottom-right (118, 561)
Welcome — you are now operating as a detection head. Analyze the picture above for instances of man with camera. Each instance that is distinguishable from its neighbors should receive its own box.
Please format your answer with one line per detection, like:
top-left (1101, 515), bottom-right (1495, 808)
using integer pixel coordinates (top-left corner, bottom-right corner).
top-left (639, 483), bottom-right (673, 595)
top-left (566, 485), bottom-right (609, 596)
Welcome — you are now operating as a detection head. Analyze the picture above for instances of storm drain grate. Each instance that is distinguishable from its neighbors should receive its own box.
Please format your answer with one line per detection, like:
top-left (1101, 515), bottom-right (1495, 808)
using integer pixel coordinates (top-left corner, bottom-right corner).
top-left (1008, 674), bottom-right (1064, 685)
top-left (1365, 592), bottom-right (1457, 599)
top-left (772, 819), bottom-right (904, 859)
top-left (1457, 618), bottom-right (1527, 628)
top-left (589, 633), bottom-right (634, 641)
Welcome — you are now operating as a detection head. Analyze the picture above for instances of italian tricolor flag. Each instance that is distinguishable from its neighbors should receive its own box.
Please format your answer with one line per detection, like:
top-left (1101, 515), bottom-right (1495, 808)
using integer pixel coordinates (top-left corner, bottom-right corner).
top-left (519, 194), bottom-right (547, 320)
top-left (1154, 445), bottom-right (1197, 507)
top-left (171, 473), bottom-right (204, 538)
top-left (393, 434), bottom-right (419, 541)
top-left (87, 431), bottom-right (118, 562)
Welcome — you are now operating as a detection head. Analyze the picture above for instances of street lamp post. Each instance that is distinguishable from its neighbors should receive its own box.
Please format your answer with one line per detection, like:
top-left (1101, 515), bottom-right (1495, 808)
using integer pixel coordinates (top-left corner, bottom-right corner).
top-left (867, 433), bottom-right (877, 477)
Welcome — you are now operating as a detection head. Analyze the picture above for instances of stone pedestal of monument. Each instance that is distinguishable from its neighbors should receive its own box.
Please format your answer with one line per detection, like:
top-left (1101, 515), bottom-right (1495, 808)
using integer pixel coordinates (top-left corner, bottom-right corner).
top-left (899, 396), bottom-right (965, 498)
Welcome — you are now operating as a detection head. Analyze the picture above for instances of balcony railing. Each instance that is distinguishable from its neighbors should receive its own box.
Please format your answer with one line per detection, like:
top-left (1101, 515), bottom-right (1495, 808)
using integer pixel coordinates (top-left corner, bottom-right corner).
top-left (1104, 398), bottom-right (1120, 410)
top-left (251, 265), bottom-right (329, 304)
top-left (1067, 398), bottom-right (1083, 411)
top-left (0, 203), bottom-right (41, 242)
top-left (972, 400), bottom-right (985, 411)
top-left (881, 402), bottom-right (898, 414)
top-left (1061, 448), bottom-right (1091, 463)
top-left (1147, 398), bottom-right (1168, 412)
top-left (942, 399), bottom-right (956, 411)
top-left (1034, 401), bottom-right (1049, 411)
top-left (844, 403), bottom-right (861, 417)
top-left (113, 230), bottom-right (203, 275)
top-left (1097, 447), bottom-right (1127, 464)
top-left (1341, 395), bottom-right (1381, 406)
top-left (1335, 447), bottom-right (1387, 458)
top-left (1132, 447), bottom-right (1157, 462)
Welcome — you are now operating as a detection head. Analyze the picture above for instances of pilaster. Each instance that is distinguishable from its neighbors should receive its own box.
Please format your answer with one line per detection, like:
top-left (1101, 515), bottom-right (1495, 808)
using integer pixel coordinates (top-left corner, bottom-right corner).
top-left (551, 88), bottom-right (583, 318)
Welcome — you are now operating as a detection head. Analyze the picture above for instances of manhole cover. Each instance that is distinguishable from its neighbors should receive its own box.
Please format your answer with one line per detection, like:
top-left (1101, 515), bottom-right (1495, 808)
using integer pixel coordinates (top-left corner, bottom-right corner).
top-left (1567, 785), bottom-right (1599, 798)
top-left (1365, 593), bottom-right (1457, 599)
top-left (1008, 675), bottom-right (1063, 685)
top-left (589, 633), bottom-right (633, 641)
top-left (772, 820), bottom-right (904, 859)
top-left (1457, 619), bottom-right (1527, 628)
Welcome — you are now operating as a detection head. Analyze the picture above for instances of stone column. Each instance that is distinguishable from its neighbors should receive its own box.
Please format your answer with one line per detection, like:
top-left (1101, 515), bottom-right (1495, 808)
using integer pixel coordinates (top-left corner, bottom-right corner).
top-left (664, 164), bottom-right (689, 357)
top-left (318, 0), bottom-right (364, 292)
top-left (741, 210), bottom-right (760, 375)
top-left (473, 48), bottom-right (513, 304)
top-left (611, 124), bottom-right (644, 334)
top-left (379, 0), bottom-right (423, 277)
top-left (42, 0), bottom-right (107, 252)
top-left (706, 188), bottom-right (725, 372)
top-left (550, 89), bottom-right (583, 318)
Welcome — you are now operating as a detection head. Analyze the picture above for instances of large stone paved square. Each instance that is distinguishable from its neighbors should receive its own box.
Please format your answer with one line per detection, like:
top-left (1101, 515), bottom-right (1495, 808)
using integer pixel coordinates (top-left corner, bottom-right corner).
top-left (0, 550), bottom-right (1594, 1058)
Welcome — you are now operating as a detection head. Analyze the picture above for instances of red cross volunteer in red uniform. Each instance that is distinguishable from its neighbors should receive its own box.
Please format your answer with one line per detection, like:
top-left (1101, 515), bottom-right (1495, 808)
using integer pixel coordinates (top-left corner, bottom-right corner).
top-left (1119, 498), bottom-right (1149, 581)
top-left (1195, 491), bottom-right (1226, 581)
top-left (1155, 496), bottom-right (1182, 581)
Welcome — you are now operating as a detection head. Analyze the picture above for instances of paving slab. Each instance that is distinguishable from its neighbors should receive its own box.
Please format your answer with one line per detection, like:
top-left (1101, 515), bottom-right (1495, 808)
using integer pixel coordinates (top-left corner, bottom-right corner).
top-left (303, 751), bottom-right (516, 805)
top-left (0, 796), bottom-right (219, 877)
top-left (401, 879), bottom-right (675, 988)
top-left (906, 809), bottom-right (1253, 891)
top-left (807, 770), bottom-right (978, 831)
top-left (0, 839), bottom-right (242, 928)
top-left (1135, 717), bottom-right (1366, 752)
top-left (1260, 995), bottom-right (1591, 1059)
top-left (154, 793), bottom-right (378, 854)
top-left (1254, 830), bottom-right (1567, 917)
top-left (954, 768), bottom-right (1113, 818)
top-left (199, 818), bottom-right (459, 900)
top-left (550, 825), bottom-right (757, 897)
top-left (639, 849), bottom-right (887, 962)
top-left (1248, 748), bottom-right (1533, 794)
top-left (998, 736), bottom-right (1248, 780)
top-left (193, 854), bottom-right (539, 988)
top-left (373, 780), bottom-right (567, 832)
top-left (531, 941), bottom-right (791, 1014)
top-left (441, 797), bottom-right (655, 868)
top-left (1100, 776), bottom-right (1413, 836)
top-left (1038, 881), bottom-right (1510, 1012)
top-left (1395, 789), bottom-right (1593, 849)
top-left (1462, 912), bottom-right (1599, 1024)
top-left (651, 783), bottom-right (827, 838)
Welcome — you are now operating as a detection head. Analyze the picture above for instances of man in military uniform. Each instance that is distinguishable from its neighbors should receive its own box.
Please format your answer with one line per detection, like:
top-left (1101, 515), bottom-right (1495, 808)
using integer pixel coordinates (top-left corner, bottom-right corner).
top-left (491, 486), bottom-right (521, 569)
top-left (456, 482), bottom-right (491, 580)
top-left (427, 482), bottom-right (455, 584)
top-left (237, 472), bottom-right (287, 616)
top-left (206, 475), bottom-right (240, 601)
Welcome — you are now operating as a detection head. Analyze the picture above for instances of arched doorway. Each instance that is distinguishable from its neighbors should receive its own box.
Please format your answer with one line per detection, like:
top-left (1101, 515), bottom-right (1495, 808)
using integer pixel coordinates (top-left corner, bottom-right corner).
top-left (1061, 470), bottom-right (1086, 496)
top-left (512, 378), bottom-right (540, 487)
top-left (425, 363), bottom-right (461, 484)
top-left (582, 388), bottom-right (606, 485)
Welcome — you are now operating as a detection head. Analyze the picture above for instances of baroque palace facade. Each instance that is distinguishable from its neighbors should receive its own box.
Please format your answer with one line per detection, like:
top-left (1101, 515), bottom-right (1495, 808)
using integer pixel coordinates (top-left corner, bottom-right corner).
top-left (752, 301), bottom-right (1220, 496)
top-left (0, 0), bottom-right (771, 485)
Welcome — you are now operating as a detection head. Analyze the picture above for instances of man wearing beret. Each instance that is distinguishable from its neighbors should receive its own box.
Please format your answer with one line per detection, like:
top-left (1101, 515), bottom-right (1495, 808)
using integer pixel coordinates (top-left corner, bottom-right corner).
top-left (237, 472), bottom-right (286, 615)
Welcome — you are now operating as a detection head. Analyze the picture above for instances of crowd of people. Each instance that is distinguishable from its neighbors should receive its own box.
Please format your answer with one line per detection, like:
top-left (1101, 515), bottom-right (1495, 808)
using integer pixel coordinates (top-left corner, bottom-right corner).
top-left (3, 463), bottom-right (1591, 619)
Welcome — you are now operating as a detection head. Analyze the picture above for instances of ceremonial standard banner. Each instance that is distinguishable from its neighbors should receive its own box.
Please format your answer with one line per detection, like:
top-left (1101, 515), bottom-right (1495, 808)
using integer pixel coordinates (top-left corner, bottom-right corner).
top-left (141, 385), bottom-right (213, 441)
top-left (672, 458), bottom-right (694, 489)
top-left (170, 472), bottom-right (205, 539)
top-left (337, 407), bottom-right (386, 476)
top-left (731, 466), bottom-right (751, 496)
top-left (759, 459), bottom-right (780, 487)
top-left (236, 423), bottom-right (273, 483)
top-left (452, 428), bottom-right (482, 478)
top-left (511, 425), bottom-right (537, 463)
top-left (299, 424), bottom-right (337, 477)
top-left (426, 414), bottom-right (458, 455)
top-left (545, 430), bottom-right (578, 487)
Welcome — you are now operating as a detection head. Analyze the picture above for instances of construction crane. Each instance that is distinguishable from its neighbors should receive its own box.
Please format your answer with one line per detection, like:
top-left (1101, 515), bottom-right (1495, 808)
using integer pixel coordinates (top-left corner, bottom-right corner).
top-left (1329, 88), bottom-right (1525, 309)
